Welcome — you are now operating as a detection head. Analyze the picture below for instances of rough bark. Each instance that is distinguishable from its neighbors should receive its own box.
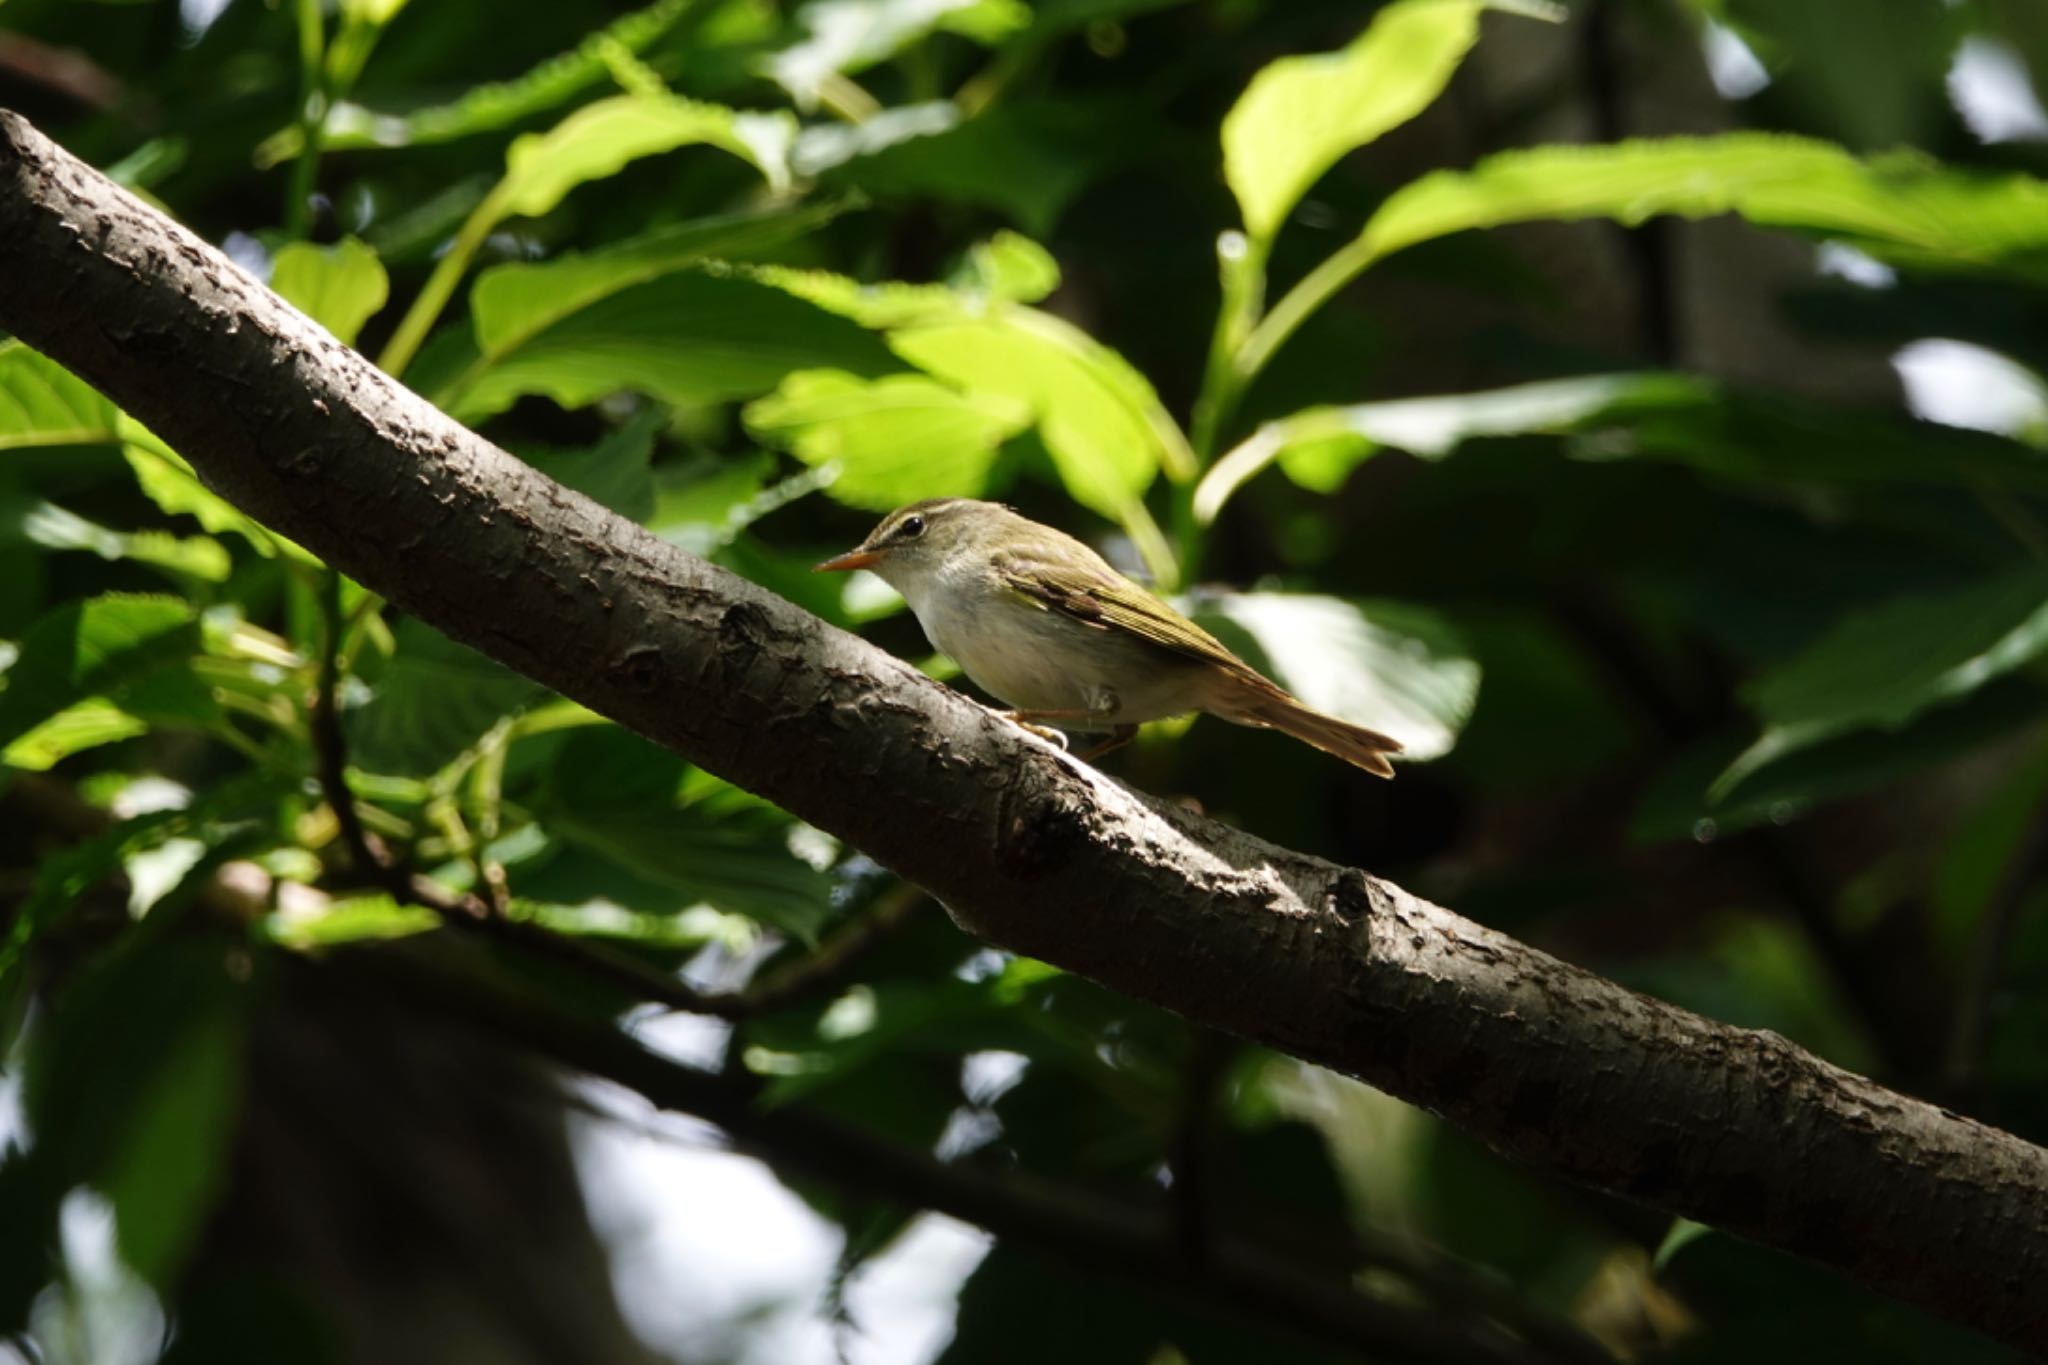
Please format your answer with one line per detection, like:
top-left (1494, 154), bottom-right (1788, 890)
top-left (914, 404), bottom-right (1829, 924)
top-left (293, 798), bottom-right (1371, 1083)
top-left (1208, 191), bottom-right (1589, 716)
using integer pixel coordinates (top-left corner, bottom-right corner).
top-left (3, 109), bottom-right (2044, 1352)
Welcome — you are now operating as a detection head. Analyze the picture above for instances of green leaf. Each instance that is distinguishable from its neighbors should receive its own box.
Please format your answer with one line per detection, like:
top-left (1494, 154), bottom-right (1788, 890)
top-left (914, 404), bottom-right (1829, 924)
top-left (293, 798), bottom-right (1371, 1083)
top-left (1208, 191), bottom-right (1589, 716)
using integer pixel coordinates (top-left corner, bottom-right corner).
top-left (468, 200), bottom-right (851, 366)
top-left (744, 370), bottom-right (1031, 510)
top-left (1358, 134), bottom-right (2048, 277)
top-left (25, 935), bottom-right (253, 1287)
top-left (518, 409), bottom-right (662, 522)
top-left (264, 894), bottom-right (440, 949)
top-left (821, 98), bottom-right (1143, 235)
top-left (0, 595), bottom-right (219, 759)
top-left (498, 93), bottom-right (796, 217)
top-left (269, 238), bottom-right (390, 347)
top-left (256, 0), bottom-right (695, 162)
top-left (1195, 373), bottom-right (1684, 521)
top-left (1714, 568), bottom-right (2048, 798)
top-left (1652, 1218), bottom-right (1713, 1271)
top-left (2, 697), bottom-right (151, 771)
top-left (0, 497), bottom-right (231, 582)
top-left (0, 341), bottom-right (118, 451)
top-left (435, 269), bottom-right (903, 423)
top-left (1222, 0), bottom-right (1558, 245)
top-left (891, 308), bottom-right (1186, 518)
top-left (1187, 592), bottom-right (1481, 761)
top-left (120, 421), bottom-right (313, 562)
top-left (768, 0), bottom-right (1030, 107)
top-left (349, 619), bottom-right (547, 776)
top-left (535, 726), bottom-right (835, 941)
top-left (964, 230), bottom-right (1062, 304)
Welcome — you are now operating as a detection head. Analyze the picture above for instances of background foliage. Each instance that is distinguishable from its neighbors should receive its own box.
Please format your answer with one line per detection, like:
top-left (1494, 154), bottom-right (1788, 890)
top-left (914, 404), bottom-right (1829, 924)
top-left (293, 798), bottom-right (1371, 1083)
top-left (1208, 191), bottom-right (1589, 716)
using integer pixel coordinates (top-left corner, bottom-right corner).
top-left (3, 0), bottom-right (2048, 1361)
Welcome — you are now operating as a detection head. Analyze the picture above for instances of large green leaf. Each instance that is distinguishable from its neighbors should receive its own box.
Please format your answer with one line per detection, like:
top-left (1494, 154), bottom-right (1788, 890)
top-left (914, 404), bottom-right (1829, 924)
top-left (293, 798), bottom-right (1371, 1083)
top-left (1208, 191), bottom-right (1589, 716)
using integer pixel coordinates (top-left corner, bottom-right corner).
top-left (434, 268), bottom-right (903, 422)
top-left (349, 619), bottom-right (547, 776)
top-left (1198, 371), bottom-right (2048, 519)
top-left (1714, 568), bottom-right (2048, 797)
top-left (255, 0), bottom-right (695, 162)
top-left (534, 726), bottom-right (835, 940)
top-left (0, 595), bottom-right (218, 760)
top-left (1187, 592), bottom-right (1481, 761)
top-left (497, 93), bottom-right (795, 217)
top-left (467, 200), bottom-right (849, 365)
top-left (1195, 374), bottom-right (1682, 520)
top-left (890, 309), bottom-right (1184, 520)
top-left (1358, 135), bottom-right (2048, 276)
top-left (1222, 0), bottom-right (1558, 245)
top-left (744, 370), bottom-right (1031, 510)
top-left (0, 342), bottom-right (118, 451)
top-left (768, 0), bottom-right (1029, 107)
top-left (269, 238), bottom-right (390, 347)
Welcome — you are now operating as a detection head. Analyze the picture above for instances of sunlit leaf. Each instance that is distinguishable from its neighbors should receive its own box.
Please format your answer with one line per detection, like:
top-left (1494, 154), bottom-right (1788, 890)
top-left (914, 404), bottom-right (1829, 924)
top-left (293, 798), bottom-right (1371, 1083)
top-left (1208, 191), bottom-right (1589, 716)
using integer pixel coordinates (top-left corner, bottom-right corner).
top-left (259, 0), bottom-right (694, 162)
top-left (963, 230), bottom-right (1061, 304)
top-left (891, 309), bottom-right (1184, 518)
top-left (792, 101), bottom-right (961, 176)
top-left (270, 237), bottom-right (390, 347)
top-left (2, 697), bottom-right (150, 771)
top-left (1356, 134), bottom-right (2048, 277)
top-left (499, 93), bottom-right (796, 216)
top-left (1187, 592), bottom-right (1480, 761)
top-left (120, 420), bottom-right (313, 562)
top-left (265, 895), bottom-right (440, 949)
top-left (1196, 374), bottom-right (1682, 521)
top-left (0, 595), bottom-right (219, 759)
top-left (745, 370), bottom-right (1031, 510)
top-left (1222, 0), bottom-right (1559, 245)
top-left (0, 341), bottom-right (118, 451)
top-left (468, 200), bottom-right (850, 364)
top-left (0, 498), bottom-right (230, 582)
top-left (768, 0), bottom-right (1029, 108)
top-left (1714, 567), bottom-right (2048, 797)
top-left (435, 268), bottom-right (902, 423)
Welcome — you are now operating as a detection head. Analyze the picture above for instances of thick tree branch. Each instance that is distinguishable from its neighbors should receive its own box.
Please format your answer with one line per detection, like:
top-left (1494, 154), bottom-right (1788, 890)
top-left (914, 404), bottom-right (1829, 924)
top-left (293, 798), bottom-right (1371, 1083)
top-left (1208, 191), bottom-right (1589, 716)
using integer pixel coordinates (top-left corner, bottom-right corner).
top-left (3, 110), bottom-right (2046, 1351)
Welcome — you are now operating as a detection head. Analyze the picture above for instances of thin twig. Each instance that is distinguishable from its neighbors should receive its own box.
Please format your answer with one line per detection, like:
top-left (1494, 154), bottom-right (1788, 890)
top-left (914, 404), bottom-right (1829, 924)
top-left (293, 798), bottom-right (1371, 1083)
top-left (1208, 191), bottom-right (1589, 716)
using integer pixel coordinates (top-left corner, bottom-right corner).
top-left (311, 568), bottom-right (383, 879)
top-left (731, 880), bottom-right (926, 1017)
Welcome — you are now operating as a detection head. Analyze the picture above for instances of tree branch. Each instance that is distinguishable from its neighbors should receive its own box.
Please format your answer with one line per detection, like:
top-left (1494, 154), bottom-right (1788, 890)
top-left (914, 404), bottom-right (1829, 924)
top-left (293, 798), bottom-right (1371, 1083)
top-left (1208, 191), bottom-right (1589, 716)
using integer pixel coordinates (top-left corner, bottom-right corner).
top-left (4, 109), bottom-right (2046, 1352)
top-left (346, 946), bottom-right (1589, 1365)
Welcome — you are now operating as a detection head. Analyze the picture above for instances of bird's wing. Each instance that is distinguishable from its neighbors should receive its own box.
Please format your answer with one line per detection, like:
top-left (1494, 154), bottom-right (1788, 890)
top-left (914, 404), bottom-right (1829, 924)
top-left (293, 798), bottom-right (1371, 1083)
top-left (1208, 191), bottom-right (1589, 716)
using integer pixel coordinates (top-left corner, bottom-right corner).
top-left (993, 554), bottom-right (1267, 681)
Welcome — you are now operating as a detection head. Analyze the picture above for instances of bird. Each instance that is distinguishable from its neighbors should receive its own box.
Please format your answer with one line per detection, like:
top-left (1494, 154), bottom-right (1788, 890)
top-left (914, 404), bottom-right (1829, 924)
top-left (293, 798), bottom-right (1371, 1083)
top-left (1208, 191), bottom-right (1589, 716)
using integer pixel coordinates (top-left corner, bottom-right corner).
top-left (815, 498), bottom-right (1401, 776)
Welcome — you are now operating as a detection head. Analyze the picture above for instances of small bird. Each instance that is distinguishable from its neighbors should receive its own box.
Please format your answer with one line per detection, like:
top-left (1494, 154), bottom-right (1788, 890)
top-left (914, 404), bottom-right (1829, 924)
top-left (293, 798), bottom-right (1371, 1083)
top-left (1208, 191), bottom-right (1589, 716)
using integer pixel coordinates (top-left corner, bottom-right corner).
top-left (815, 498), bottom-right (1401, 776)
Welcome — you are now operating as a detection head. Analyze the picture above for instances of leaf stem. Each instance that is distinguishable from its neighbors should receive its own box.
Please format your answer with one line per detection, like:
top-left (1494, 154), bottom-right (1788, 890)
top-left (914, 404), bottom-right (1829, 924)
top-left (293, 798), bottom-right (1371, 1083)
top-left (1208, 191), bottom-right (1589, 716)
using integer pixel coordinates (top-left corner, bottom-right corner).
top-left (377, 185), bottom-right (509, 379)
top-left (285, 0), bottom-right (327, 239)
top-left (1236, 233), bottom-right (1380, 396)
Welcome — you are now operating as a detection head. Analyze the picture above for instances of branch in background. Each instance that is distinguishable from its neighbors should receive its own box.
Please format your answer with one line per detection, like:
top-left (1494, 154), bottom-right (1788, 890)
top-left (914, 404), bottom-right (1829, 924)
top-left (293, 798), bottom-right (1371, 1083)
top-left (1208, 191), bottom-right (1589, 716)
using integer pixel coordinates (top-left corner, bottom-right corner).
top-left (1943, 809), bottom-right (2048, 1101)
top-left (4, 110), bottom-right (2048, 1353)
top-left (352, 946), bottom-right (1605, 1365)
top-left (1168, 1029), bottom-right (1234, 1266)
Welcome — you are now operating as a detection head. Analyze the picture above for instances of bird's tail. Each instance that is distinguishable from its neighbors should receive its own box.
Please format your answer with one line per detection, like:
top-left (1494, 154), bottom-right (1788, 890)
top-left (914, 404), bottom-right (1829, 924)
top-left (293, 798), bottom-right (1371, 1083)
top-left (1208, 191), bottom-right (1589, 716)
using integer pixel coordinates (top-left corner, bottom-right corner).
top-left (1211, 681), bottom-right (1402, 779)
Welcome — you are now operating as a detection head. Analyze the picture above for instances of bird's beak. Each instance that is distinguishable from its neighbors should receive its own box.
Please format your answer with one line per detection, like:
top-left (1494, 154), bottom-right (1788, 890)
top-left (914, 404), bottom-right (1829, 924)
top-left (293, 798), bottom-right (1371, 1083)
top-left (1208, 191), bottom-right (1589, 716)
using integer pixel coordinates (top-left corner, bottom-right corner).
top-left (813, 547), bottom-right (881, 573)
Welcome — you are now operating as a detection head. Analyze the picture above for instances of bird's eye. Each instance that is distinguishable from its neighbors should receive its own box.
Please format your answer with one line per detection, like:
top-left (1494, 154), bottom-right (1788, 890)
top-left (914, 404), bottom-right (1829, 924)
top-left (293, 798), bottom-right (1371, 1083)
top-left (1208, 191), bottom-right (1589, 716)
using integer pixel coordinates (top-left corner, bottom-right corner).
top-left (897, 514), bottom-right (927, 540)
